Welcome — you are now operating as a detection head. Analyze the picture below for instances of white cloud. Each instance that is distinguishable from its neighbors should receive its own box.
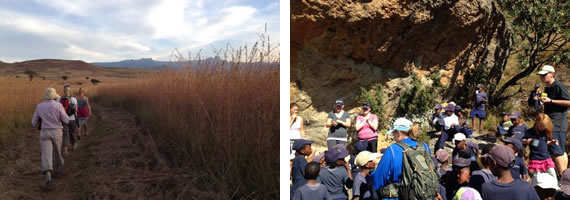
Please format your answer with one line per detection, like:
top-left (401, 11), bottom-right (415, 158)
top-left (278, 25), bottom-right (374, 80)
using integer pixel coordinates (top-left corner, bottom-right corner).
top-left (0, 0), bottom-right (279, 62)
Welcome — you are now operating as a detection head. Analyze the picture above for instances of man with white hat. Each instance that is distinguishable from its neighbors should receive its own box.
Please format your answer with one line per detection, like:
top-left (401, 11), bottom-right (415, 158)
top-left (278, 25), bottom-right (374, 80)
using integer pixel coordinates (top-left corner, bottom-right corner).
top-left (538, 65), bottom-right (570, 175)
top-left (452, 133), bottom-right (480, 172)
top-left (32, 88), bottom-right (70, 189)
top-left (353, 151), bottom-right (379, 200)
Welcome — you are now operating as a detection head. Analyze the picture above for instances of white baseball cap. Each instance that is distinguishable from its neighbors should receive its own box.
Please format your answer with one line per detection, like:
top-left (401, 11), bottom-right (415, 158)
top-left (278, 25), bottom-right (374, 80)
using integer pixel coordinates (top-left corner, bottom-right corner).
top-left (538, 65), bottom-right (555, 75)
top-left (452, 133), bottom-right (466, 143)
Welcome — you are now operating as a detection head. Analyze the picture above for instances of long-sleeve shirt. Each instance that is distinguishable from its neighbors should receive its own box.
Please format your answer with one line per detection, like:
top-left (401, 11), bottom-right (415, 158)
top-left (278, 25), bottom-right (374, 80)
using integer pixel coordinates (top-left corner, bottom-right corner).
top-left (443, 114), bottom-right (459, 130)
top-left (32, 100), bottom-right (70, 129)
top-left (371, 137), bottom-right (431, 200)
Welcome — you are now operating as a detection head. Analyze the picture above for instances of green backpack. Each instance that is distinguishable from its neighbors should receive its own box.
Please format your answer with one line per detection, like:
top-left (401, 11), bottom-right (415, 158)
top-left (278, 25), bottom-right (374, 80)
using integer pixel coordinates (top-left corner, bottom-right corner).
top-left (378, 142), bottom-right (439, 200)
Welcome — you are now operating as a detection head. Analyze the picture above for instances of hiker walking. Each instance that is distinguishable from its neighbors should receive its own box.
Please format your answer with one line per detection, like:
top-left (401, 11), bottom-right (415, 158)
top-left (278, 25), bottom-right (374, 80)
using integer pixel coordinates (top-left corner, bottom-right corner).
top-left (538, 65), bottom-right (570, 175)
top-left (56, 84), bottom-right (78, 156)
top-left (76, 88), bottom-right (91, 137)
top-left (32, 88), bottom-right (70, 188)
top-left (355, 102), bottom-right (379, 152)
top-left (371, 118), bottom-right (439, 200)
top-left (326, 100), bottom-right (351, 149)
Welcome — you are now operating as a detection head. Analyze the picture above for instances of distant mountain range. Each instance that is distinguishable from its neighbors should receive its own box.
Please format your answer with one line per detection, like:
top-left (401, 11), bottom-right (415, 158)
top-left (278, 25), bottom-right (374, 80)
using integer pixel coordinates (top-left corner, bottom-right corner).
top-left (91, 58), bottom-right (181, 69)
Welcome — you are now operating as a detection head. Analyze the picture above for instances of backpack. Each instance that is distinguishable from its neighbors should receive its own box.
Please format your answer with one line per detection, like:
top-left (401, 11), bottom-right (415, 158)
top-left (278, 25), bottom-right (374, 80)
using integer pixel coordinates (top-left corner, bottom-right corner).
top-left (377, 142), bottom-right (439, 200)
top-left (59, 97), bottom-right (76, 116)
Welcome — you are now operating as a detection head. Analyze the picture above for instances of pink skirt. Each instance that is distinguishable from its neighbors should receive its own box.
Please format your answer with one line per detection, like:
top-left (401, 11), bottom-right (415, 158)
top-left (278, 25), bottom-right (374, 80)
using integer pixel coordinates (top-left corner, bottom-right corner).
top-left (528, 158), bottom-right (555, 172)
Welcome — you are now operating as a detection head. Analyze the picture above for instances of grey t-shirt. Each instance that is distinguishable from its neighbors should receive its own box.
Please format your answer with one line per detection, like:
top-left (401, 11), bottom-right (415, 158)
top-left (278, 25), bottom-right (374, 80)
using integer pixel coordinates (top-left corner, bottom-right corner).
top-left (327, 111), bottom-right (350, 140)
top-left (353, 173), bottom-right (377, 200)
top-left (292, 183), bottom-right (331, 200)
top-left (545, 79), bottom-right (570, 132)
top-left (318, 166), bottom-right (352, 199)
top-left (475, 92), bottom-right (488, 110)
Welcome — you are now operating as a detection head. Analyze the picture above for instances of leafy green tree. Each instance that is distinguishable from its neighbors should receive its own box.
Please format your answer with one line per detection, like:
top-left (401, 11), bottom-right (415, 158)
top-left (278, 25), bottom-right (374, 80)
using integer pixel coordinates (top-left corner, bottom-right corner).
top-left (24, 70), bottom-right (37, 82)
top-left (493, 0), bottom-right (570, 102)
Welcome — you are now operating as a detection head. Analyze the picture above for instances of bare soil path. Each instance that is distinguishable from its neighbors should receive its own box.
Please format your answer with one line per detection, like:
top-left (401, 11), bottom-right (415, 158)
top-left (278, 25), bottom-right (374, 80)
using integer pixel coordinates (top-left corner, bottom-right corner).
top-left (0, 103), bottom-right (216, 199)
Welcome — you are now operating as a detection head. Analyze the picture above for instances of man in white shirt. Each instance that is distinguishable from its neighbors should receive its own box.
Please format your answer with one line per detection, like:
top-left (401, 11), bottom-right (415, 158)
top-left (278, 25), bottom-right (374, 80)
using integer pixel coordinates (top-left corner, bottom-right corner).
top-left (56, 84), bottom-right (78, 155)
top-left (435, 104), bottom-right (459, 152)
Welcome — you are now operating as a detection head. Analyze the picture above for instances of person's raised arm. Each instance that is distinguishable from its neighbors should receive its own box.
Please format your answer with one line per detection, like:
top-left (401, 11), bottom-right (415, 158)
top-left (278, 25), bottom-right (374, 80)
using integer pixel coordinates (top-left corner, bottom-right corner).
top-left (338, 117), bottom-right (352, 128)
top-left (355, 116), bottom-right (364, 131)
top-left (369, 115), bottom-right (379, 130)
top-left (326, 117), bottom-right (335, 128)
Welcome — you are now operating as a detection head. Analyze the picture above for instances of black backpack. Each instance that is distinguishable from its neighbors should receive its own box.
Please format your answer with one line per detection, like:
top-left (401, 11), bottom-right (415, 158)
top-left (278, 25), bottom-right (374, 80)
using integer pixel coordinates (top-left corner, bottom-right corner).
top-left (59, 97), bottom-right (76, 116)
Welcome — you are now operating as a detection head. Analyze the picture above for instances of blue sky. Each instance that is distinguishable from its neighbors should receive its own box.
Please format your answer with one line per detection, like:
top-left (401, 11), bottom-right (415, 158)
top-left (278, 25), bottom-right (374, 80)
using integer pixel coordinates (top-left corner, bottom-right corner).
top-left (0, 0), bottom-right (279, 62)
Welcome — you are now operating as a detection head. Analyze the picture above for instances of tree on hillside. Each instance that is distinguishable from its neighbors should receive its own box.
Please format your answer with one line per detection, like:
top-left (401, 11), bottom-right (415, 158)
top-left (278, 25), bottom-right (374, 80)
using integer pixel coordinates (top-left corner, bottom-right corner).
top-left (91, 79), bottom-right (101, 85)
top-left (492, 0), bottom-right (570, 103)
top-left (61, 75), bottom-right (68, 81)
top-left (24, 70), bottom-right (37, 82)
top-left (86, 76), bottom-right (89, 80)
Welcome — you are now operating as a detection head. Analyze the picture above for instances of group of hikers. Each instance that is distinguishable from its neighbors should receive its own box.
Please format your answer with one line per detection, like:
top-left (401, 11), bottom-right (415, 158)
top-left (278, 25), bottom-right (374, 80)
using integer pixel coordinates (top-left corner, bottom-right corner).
top-left (31, 84), bottom-right (92, 189)
top-left (290, 65), bottom-right (570, 200)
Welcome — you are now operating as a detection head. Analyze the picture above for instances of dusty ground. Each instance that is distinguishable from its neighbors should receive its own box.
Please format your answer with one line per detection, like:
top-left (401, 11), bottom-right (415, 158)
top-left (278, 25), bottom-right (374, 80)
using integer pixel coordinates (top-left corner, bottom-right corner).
top-left (0, 103), bottom-right (220, 199)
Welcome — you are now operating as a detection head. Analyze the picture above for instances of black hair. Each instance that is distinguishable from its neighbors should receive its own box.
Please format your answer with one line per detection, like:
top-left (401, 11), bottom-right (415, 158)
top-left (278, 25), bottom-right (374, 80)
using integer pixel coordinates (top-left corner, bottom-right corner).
top-left (304, 162), bottom-right (321, 179)
top-left (480, 143), bottom-right (496, 167)
top-left (290, 103), bottom-right (298, 109)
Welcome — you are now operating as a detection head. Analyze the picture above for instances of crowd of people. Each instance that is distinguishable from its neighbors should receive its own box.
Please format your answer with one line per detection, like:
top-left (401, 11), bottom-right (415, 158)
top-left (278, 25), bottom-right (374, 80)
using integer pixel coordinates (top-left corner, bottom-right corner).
top-left (31, 84), bottom-right (92, 189)
top-left (290, 65), bottom-right (570, 200)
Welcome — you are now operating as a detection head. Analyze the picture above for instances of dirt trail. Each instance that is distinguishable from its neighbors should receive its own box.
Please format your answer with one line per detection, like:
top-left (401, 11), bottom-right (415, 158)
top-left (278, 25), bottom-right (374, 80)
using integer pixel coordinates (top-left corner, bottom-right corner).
top-left (0, 103), bottom-right (215, 199)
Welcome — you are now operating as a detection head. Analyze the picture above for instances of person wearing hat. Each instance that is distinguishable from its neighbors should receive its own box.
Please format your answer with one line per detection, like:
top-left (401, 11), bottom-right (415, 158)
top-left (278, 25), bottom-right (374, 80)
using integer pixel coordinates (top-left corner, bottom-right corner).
top-left (554, 169), bottom-right (570, 200)
top-left (436, 149), bottom-right (451, 178)
top-left (371, 118), bottom-right (433, 200)
top-left (32, 88), bottom-right (70, 189)
top-left (451, 133), bottom-right (480, 173)
top-left (528, 83), bottom-right (543, 114)
top-left (292, 162), bottom-right (331, 200)
top-left (434, 104), bottom-right (459, 152)
top-left (470, 84), bottom-right (488, 134)
top-left (443, 157), bottom-right (472, 200)
top-left (538, 65), bottom-right (570, 176)
top-left (480, 144), bottom-right (539, 200)
top-left (502, 137), bottom-right (528, 181)
top-left (350, 140), bottom-right (370, 176)
top-left (505, 111), bottom-right (528, 142)
top-left (356, 102), bottom-right (379, 153)
top-left (291, 139), bottom-right (314, 198)
top-left (326, 100), bottom-right (352, 149)
top-left (469, 144), bottom-right (497, 194)
top-left (496, 111), bottom-right (513, 139)
top-left (319, 143), bottom-right (353, 200)
top-left (353, 151), bottom-right (379, 200)
top-left (432, 104), bottom-right (445, 131)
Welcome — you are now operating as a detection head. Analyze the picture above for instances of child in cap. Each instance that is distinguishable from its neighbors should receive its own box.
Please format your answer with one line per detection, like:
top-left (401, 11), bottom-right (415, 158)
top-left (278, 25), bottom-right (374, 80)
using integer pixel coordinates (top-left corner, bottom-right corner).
top-left (502, 137), bottom-right (528, 181)
top-left (452, 133), bottom-right (480, 172)
top-left (312, 151), bottom-right (327, 167)
top-left (433, 104), bottom-right (444, 131)
top-left (480, 144), bottom-right (540, 200)
top-left (436, 149), bottom-right (451, 178)
top-left (350, 140), bottom-right (369, 176)
top-left (291, 139), bottom-right (314, 198)
top-left (353, 151), bottom-right (378, 200)
top-left (496, 112), bottom-right (513, 138)
top-left (444, 157), bottom-right (472, 200)
top-left (292, 162), bottom-right (331, 200)
top-left (469, 144), bottom-right (497, 194)
top-left (319, 144), bottom-right (353, 200)
top-left (555, 169), bottom-right (570, 200)
top-left (506, 111), bottom-right (528, 142)
top-left (523, 113), bottom-right (558, 190)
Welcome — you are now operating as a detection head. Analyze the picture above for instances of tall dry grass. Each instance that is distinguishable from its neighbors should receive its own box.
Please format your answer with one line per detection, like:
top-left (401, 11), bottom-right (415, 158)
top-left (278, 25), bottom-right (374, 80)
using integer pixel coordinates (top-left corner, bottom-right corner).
top-left (94, 34), bottom-right (279, 198)
top-left (0, 78), bottom-right (72, 148)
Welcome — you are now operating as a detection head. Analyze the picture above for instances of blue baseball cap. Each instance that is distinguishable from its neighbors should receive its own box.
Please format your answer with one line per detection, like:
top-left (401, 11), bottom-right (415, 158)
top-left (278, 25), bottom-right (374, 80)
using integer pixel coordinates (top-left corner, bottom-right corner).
top-left (509, 111), bottom-right (521, 119)
top-left (502, 137), bottom-right (523, 151)
top-left (387, 118), bottom-right (413, 134)
top-left (434, 104), bottom-right (442, 109)
top-left (362, 102), bottom-right (371, 109)
top-left (354, 140), bottom-right (368, 152)
top-left (335, 100), bottom-right (344, 105)
top-left (326, 144), bottom-right (349, 162)
top-left (455, 105), bottom-right (462, 111)
top-left (293, 139), bottom-right (313, 151)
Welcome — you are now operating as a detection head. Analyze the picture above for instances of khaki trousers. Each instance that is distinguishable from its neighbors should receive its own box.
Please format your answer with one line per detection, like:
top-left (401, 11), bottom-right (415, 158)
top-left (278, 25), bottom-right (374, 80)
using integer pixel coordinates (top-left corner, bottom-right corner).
top-left (40, 128), bottom-right (64, 173)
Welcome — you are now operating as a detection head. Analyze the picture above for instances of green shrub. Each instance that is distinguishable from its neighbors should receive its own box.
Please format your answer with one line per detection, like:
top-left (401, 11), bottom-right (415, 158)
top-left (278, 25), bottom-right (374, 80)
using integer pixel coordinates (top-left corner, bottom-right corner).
top-left (396, 74), bottom-right (436, 123)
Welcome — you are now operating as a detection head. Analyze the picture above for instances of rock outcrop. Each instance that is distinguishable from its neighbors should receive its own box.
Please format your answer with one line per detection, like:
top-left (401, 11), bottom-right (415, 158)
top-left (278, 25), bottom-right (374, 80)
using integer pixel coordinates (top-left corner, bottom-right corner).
top-left (291, 0), bottom-right (512, 149)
